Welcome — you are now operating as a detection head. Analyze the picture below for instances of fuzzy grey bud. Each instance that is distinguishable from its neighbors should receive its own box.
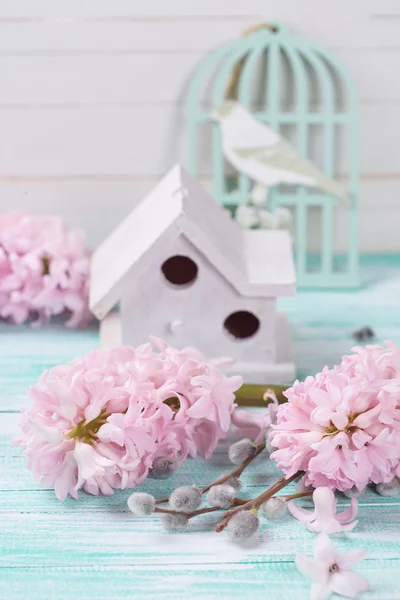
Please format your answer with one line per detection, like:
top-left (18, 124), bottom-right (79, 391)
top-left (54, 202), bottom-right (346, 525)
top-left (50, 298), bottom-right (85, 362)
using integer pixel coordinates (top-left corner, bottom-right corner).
top-left (228, 438), bottom-right (256, 465)
top-left (127, 492), bottom-right (155, 516)
top-left (376, 480), bottom-right (400, 497)
top-left (226, 510), bottom-right (260, 542)
top-left (265, 432), bottom-right (276, 456)
top-left (169, 485), bottom-right (202, 513)
top-left (150, 457), bottom-right (176, 479)
top-left (343, 486), bottom-right (366, 499)
top-left (159, 513), bottom-right (188, 530)
top-left (207, 484), bottom-right (236, 508)
top-left (295, 477), bottom-right (313, 494)
top-left (225, 477), bottom-right (242, 492)
top-left (261, 497), bottom-right (287, 519)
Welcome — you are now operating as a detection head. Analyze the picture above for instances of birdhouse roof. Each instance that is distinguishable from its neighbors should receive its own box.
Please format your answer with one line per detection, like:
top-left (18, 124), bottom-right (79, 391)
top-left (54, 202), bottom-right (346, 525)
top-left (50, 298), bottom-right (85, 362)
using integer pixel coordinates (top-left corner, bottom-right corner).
top-left (90, 165), bottom-right (295, 319)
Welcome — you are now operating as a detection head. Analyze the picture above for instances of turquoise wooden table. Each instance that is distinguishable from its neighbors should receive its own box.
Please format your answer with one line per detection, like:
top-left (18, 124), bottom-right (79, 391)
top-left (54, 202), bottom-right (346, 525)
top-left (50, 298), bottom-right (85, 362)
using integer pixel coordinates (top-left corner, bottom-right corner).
top-left (1, 256), bottom-right (400, 600)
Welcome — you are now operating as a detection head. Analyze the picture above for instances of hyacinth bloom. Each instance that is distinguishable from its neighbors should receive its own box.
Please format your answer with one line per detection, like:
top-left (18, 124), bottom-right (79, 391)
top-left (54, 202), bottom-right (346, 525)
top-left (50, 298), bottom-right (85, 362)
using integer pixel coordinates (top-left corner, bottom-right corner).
top-left (296, 534), bottom-right (369, 600)
top-left (0, 212), bottom-right (91, 327)
top-left (14, 339), bottom-right (242, 500)
top-left (288, 487), bottom-right (359, 534)
top-left (271, 342), bottom-right (400, 491)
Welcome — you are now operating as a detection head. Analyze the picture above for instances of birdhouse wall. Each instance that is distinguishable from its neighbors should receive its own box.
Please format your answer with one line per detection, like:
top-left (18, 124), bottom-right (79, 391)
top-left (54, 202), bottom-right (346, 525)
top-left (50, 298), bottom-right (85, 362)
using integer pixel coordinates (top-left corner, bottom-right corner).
top-left (119, 235), bottom-right (277, 365)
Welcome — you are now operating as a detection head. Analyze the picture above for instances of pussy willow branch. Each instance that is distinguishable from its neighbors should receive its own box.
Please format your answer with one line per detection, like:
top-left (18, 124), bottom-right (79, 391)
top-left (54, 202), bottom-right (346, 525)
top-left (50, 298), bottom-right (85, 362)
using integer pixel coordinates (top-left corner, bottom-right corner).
top-left (153, 488), bottom-right (311, 522)
top-left (155, 441), bottom-right (266, 505)
top-left (154, 497), bottom-right (248, 520)
top-left (215, 471), bottom-right (302, 532)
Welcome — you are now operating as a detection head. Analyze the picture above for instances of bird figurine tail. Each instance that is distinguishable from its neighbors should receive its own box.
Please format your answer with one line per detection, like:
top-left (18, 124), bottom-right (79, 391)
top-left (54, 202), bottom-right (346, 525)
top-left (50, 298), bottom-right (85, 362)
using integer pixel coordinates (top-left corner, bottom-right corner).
top-left (316, 173), bottom-right (349, 205)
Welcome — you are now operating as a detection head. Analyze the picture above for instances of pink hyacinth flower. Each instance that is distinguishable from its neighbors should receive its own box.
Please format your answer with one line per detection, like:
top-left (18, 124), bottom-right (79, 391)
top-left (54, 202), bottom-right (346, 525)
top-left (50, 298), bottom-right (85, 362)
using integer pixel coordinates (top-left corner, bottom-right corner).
top-left (288, 487), bottom-right (359, 534)
top-left (0, 212), bottom-right (91, 327)
top-left (296, 533), bottom-right (369, 600)
top-left (271, 344), bottom-right (400, 491)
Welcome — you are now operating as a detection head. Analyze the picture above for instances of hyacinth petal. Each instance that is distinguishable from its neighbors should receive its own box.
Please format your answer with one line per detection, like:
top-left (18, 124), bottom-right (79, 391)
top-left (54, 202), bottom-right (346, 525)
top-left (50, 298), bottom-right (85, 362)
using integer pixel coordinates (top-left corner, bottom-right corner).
top-left (338, 548), bottom-right (367, 570)
top-left (310, 406), bottom-right (332, 426)
top-left (287, 501), bottom-right (314, 523)
top-left (336, 497), bottom-right (359, 524)
top-left (331, 571), bottom-right (369, 598)
top-left (331, 411), bottom-right (349, 430)
top-left (295, 556), bottom-right (324, 582)
top-left (353, 404), bottom-right (381, 428)
top-left (186, 394), bottom-right (212, 419)
top-left (308, 387), bottom-right (330, 406)
top-left (310, 582), bottom-right (331, 600)
top-left (352, 430), bottom-right (372, 449)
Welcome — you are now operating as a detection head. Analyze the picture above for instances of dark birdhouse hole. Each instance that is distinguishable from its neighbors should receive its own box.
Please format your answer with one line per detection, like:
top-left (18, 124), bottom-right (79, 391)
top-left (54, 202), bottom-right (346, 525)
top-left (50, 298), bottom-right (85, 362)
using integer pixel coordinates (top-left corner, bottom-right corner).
top-left (224, 311), bottom-right (260, 339)
top-left (161, 255), bottom-right (198, 286)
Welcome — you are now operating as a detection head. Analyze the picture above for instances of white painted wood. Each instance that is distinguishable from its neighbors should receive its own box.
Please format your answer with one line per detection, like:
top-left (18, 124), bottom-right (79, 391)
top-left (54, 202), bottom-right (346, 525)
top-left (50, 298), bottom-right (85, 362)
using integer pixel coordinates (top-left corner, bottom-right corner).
top-left (0, 0), bottom-right (397, 19)
top-left (99, 311), bottom-right (122, 348)
top-left (0, 50), bottom-right (398, 105)
top-left (0, 104), bottom-right (398, 177)
top-left (1, 18), bottom-right (400, 53)
top-left (0, 0), bottom-right (398, 254)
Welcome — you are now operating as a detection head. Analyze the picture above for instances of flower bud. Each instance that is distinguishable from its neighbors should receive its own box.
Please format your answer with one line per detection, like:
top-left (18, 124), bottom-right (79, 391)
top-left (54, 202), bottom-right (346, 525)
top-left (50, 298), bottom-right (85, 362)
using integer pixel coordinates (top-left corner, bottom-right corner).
top-left (343, 486), bottom-right (365, 499)
top-left (261, 497), bottom-right (287, 519)
top-left (376, 480), bottom-right (400, 497)
top-left (169, 485), bottom-right (202, 513)
top-left (226, 510), bottom-right (260, 541)
top-left (159, 513), bottom-right (188, 530)
top-left (150, 457), bottom-right (176, 479)
top-left (127, 492), bottom-right (155, 516)
top-left (296, 477), bottom-right (313, 494)
top-left (265, 432), bottom-right (276, 456)
top-left (226, 476), bottom-right (242, 492)
top-left (228, 438), bottom-right (256, 465)
top-left (207, 484), bottom-right (235, 508)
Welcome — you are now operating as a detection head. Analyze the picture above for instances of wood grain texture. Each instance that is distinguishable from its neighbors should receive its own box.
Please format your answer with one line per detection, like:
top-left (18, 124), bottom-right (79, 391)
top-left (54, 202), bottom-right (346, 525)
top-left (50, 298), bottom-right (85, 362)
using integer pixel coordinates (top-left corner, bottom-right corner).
top-left (0, 0), bottom-right (399, 252)
top-left (1, 256), bottom-right (400, 599)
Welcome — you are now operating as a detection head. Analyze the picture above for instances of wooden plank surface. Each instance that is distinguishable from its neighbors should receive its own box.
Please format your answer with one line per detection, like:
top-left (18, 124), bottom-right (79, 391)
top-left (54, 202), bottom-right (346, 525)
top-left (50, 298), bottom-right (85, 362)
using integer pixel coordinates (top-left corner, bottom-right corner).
top-left (1, 255), bottom-right (400, 599)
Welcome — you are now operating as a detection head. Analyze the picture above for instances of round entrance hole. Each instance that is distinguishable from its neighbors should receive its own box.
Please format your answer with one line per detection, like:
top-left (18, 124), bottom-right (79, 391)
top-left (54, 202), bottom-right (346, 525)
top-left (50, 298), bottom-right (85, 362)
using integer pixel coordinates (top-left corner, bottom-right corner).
top-left (223, 311), bottom-right (260, 339)
top-left (161, 255), bottom-right (198, 286)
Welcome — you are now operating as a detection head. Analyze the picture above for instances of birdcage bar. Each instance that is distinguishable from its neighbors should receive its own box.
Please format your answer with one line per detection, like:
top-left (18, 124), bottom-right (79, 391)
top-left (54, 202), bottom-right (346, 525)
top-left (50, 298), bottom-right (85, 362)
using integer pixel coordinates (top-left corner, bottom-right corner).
top-left (282, 37), bottom-right (310, 279)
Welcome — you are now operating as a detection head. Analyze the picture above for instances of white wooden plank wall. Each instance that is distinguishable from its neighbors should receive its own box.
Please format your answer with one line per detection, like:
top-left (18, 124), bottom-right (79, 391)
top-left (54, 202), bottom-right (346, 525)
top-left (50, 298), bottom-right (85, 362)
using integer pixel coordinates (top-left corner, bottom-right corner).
top-left (0, 0), bottom-right (399, 253)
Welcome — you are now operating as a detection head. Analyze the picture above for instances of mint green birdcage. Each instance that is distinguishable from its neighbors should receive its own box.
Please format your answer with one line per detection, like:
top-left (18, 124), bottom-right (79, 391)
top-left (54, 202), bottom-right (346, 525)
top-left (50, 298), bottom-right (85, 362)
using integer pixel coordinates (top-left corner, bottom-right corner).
top-left (186, 22), bottom-right (359, 288)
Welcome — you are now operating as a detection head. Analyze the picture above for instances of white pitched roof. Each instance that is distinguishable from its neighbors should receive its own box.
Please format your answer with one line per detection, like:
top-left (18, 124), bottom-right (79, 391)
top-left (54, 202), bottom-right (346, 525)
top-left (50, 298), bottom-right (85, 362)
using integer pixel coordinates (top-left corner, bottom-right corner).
top-left (90, 165), bottom-right (295, 319)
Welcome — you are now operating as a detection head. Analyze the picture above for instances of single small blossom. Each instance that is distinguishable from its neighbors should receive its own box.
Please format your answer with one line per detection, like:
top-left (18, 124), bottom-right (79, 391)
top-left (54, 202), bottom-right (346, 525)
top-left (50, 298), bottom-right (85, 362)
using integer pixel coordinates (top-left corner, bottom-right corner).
top-left (288, 487), bottom-right (358, 534)
top-left (0, 212), bottom-right (91, 327)
top-left (295, 534), bottom-right (369, 600)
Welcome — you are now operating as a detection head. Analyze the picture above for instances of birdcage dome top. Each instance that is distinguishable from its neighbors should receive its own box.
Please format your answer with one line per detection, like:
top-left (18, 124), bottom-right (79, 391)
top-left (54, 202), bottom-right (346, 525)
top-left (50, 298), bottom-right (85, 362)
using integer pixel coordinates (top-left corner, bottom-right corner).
top-left (187, 21), bottom-right (357, 115)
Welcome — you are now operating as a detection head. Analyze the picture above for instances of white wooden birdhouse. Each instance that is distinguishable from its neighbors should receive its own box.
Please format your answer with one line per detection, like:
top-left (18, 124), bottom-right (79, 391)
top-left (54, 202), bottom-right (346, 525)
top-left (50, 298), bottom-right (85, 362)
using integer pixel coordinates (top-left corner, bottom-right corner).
top-left (90, 165), bottom-right (296, 384)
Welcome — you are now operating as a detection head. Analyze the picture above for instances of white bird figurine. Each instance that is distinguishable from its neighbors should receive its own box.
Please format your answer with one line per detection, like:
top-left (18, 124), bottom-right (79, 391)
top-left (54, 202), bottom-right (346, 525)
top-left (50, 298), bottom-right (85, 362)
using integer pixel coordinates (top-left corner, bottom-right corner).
top-left (212, 101), bottom-right (348, 208)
